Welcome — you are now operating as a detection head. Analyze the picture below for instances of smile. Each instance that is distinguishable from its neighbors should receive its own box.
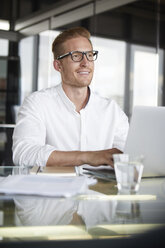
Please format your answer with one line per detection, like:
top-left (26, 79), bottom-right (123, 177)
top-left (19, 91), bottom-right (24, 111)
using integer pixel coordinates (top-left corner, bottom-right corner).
top-left (78, 71), bottom-right (90, 75)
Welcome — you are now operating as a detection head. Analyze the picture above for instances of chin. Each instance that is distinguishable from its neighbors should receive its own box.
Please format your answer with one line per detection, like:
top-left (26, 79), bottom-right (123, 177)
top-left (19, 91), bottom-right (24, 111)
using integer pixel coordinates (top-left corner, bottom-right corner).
top-left (78, 78), bottom-right (92, 86)
top-left (78, 81), bottom-right (91, 87)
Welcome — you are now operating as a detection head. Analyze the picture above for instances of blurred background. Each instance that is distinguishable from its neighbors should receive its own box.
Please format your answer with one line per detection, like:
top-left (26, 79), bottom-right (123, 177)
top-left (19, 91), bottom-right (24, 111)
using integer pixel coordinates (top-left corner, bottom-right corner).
top-left (0, 0), bottom-right (164, 166)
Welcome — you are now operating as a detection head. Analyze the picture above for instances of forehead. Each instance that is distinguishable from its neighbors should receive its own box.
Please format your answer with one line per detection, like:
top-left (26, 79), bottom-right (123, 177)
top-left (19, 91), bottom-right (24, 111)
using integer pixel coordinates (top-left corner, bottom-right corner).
top-left (63, 37), bottom-right (92, 52)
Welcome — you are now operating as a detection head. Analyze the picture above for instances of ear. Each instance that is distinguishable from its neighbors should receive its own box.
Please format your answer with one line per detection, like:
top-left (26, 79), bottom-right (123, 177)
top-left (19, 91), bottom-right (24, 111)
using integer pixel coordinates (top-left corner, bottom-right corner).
top-left (53, 60), bottom-right (62, 72)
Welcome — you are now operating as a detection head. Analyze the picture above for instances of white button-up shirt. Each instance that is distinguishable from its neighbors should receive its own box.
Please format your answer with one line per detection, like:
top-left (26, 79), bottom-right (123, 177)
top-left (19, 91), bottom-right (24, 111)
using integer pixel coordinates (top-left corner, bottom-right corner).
top-left (12, 83), bottom-right (129, 167)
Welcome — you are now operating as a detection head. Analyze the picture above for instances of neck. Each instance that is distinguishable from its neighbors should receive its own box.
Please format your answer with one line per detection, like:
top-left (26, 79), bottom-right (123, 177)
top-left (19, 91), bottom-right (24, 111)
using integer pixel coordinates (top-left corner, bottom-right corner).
top-left (62, 84), bottom-right (90, 112)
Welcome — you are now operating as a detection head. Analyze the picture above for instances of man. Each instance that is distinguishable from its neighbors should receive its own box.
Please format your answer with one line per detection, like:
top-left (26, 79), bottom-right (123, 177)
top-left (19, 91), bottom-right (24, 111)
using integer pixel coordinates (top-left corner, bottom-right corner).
top-left (12, 27), bottom-right (129, 168)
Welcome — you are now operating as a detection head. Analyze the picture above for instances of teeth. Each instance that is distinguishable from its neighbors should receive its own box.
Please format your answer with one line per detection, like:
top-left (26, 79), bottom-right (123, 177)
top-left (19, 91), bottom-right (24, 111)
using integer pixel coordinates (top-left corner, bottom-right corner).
top-left (79, 72), bottom-right (89, 74)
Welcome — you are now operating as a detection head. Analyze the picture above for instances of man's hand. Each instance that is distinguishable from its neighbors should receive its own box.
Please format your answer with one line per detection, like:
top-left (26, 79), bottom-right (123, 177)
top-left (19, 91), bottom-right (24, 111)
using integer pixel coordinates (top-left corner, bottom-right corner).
top-left (82, 148), bottom-right (122, 168)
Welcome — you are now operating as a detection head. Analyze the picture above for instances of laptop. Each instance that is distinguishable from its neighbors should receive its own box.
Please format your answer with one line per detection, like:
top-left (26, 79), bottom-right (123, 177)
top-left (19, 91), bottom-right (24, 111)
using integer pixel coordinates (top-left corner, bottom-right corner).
top-left (124, 106), bottom-right (165, 177)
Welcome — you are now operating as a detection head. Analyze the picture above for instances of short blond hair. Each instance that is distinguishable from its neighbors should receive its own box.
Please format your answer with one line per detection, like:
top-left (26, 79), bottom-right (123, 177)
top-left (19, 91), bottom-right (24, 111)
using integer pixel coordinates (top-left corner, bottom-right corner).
top-left (52, 27), bottom-right (92, 59)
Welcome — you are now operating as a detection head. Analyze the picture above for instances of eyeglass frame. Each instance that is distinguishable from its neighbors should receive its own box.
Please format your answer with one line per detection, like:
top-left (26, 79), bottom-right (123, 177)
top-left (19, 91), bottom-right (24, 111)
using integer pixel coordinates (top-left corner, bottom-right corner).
top-left (56, 50), bottom-right (98, 62)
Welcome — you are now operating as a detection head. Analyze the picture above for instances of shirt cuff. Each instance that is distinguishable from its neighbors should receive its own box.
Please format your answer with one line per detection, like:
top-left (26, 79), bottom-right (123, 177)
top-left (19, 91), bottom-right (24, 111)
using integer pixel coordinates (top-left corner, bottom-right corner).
top-left (35, 145), bottom-right (56, 167)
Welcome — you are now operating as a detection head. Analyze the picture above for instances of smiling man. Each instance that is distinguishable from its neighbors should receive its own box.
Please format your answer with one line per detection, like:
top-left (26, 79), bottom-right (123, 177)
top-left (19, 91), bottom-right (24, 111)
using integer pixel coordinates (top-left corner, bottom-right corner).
top-left (12, 27), bottom-right (129, 169)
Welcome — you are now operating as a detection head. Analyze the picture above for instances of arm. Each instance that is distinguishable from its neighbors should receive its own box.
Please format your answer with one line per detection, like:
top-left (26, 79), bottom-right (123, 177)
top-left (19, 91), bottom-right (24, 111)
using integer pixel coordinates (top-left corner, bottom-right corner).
top-left (12, 94), bottom-right (55, 167)
top-left (46, 148), bottom-right (122, 168)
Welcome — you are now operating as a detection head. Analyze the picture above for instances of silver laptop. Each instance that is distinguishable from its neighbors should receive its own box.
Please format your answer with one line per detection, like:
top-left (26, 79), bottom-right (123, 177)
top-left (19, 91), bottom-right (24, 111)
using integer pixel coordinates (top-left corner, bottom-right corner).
top-left (124, 106), bottom-right (165, 177)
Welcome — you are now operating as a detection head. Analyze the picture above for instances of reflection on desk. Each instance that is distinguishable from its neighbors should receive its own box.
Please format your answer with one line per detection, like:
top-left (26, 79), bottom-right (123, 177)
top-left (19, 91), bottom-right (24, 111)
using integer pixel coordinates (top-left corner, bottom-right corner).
top-left (14, 196), bottom-right (77, 226)
top-left (0, 177), bottom-right (165, 246)
top-left (14, 190), bottom-right (117, 228)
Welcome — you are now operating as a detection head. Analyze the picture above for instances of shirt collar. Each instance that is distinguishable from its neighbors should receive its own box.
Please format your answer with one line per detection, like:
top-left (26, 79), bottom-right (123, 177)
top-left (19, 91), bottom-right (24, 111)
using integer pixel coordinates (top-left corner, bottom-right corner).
top-left (57, 83), bottom-right (76, 112)
top-left (56, 83), bottom-right (92, 113)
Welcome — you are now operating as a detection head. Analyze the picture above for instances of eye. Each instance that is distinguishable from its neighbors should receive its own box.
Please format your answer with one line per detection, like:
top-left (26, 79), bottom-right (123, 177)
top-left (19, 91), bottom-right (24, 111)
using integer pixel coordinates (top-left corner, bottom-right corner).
top-left (72, 52), bottom-right (81, 59)
top-left (88, 52), bottom-right (94, 58)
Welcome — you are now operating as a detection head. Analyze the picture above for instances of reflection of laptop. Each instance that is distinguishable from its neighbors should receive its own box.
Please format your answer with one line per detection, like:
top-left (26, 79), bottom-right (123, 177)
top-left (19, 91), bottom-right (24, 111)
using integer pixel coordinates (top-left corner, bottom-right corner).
top-left (124, 106), bottom-right (165, 177)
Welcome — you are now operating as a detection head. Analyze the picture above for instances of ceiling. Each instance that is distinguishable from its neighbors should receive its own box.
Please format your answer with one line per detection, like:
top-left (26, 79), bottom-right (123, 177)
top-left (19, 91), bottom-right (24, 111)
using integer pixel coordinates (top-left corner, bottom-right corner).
top-left (0, 0), bottom-right (68, 21)
top-left (0, 0), bottom-right (164, 49)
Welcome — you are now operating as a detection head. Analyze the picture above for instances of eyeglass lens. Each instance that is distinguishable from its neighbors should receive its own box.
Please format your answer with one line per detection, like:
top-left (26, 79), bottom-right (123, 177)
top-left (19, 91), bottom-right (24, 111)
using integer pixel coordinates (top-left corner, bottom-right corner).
top-left (71, 51), bottom-right (97, 62)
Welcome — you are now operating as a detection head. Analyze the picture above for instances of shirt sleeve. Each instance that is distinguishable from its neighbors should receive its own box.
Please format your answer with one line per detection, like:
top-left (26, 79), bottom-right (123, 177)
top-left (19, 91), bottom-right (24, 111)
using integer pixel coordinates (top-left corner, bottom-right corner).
top-left (12, 93), bottom-right (56, 167)
top-left (112, 102), bottom-right (129, 152)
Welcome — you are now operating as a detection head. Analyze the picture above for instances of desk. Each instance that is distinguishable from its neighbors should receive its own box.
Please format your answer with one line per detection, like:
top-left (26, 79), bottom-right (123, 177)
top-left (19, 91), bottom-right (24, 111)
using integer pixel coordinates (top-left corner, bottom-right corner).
top-left (0, 168), bottom-right (165, 247)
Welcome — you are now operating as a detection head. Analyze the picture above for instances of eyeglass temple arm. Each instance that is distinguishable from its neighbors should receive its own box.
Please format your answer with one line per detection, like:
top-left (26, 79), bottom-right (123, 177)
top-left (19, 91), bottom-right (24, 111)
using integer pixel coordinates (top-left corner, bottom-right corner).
top-left (57, 52), bottom-right (70, 60)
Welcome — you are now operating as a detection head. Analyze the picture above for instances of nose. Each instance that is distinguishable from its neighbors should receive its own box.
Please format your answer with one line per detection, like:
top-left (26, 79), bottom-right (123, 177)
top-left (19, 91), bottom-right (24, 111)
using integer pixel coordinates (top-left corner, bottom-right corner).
top-left (80, 53), bottom-right (89, 66)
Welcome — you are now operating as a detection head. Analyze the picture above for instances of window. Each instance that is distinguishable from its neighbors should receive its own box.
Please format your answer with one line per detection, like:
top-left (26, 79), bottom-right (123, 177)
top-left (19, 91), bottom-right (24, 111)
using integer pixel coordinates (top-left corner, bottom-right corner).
top-left (0, 20), bottom-right (9, 31)
top-left (19, 36), bottom-right (34, 103)
top-left (131, 45), bottom-right (163, 109)
top-left (91, 36), bottom-right (126, 109)
top-left (38, 30), bottom-right (61, 90)
top-left (0, 39), bottom-right (8, 56)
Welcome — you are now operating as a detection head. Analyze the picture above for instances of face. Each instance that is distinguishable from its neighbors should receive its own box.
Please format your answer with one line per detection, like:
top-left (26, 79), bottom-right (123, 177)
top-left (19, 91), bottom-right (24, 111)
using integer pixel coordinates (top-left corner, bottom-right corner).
top-left (54, 37), bottom-right (94, 88)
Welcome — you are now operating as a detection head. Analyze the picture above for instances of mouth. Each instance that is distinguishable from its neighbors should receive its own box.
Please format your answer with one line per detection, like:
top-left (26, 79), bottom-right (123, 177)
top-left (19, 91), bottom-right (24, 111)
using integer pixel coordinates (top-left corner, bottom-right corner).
top-left (77, 71), bottom-right (90, 75)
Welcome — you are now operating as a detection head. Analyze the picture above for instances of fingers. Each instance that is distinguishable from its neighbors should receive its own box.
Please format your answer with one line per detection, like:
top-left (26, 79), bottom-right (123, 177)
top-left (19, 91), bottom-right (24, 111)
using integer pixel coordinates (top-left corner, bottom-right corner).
top-left (83, 148), bottom-right (122, 167)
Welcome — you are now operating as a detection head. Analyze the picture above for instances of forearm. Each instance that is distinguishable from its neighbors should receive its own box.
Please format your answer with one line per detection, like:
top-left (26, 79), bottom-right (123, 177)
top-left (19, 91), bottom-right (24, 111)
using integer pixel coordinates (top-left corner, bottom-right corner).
top-left (46, 148), bottom-right (122, 167)
top-left (46, 150), bottom-right (85, 167)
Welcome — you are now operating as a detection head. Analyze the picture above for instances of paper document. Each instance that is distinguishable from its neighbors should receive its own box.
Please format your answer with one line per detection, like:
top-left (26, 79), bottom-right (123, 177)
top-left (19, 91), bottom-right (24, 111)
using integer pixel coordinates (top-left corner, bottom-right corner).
top-left (31, 166), bottom-right (76, 176)
top-left (0, 175), bottom-right (96, 197)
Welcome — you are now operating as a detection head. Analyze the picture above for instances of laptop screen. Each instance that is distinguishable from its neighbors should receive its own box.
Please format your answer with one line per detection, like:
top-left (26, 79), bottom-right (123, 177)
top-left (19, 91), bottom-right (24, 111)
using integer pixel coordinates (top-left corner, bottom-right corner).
top-left (124, 106), bottom-right (165, 177)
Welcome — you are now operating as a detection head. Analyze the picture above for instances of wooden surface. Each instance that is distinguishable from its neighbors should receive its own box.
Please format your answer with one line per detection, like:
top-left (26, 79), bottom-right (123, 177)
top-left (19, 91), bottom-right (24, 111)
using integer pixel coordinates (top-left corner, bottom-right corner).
top-left (30, 166), bottom-right (76, 176)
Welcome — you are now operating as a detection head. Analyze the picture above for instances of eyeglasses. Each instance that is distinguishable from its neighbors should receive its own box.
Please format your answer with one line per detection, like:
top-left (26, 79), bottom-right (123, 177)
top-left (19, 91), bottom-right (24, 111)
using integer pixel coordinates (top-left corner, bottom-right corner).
top-left (57, 50), bottom-right (98, 62)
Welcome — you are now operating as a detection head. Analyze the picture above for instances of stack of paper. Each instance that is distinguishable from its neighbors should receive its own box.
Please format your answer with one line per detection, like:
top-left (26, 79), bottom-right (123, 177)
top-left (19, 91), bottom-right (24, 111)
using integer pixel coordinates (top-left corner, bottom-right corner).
top-left (0, 175), bottom-right (96, 197)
